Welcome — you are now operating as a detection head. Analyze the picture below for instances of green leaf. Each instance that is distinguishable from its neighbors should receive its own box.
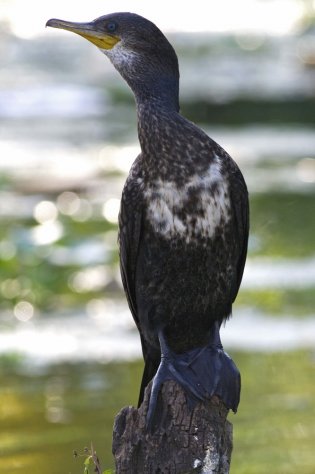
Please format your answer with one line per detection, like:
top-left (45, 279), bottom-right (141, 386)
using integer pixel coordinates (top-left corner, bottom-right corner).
top-left (84, 456), bottom-right (92, 466)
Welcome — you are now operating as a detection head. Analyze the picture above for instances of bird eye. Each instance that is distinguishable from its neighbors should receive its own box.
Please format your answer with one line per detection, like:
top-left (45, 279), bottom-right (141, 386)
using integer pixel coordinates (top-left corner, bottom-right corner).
top-left (106, 21), bottom-right (117, 33)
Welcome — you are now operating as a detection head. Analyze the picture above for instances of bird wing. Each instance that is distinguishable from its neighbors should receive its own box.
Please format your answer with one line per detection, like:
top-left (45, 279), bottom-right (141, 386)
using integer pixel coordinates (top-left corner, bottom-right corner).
top-left (118, 157), bottom-right (144, 329)
top-left (230, 165), bottom-right (249, 302)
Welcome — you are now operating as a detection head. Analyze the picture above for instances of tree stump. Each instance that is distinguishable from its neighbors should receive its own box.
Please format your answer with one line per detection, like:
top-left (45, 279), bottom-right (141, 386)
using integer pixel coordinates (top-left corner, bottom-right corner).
top-left (112, 380), bottom-right (233, 474)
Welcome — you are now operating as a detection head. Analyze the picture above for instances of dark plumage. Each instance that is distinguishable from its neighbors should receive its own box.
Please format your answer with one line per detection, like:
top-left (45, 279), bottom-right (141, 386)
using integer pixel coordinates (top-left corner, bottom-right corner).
top-left (47, 12), bottom-right (249, 428)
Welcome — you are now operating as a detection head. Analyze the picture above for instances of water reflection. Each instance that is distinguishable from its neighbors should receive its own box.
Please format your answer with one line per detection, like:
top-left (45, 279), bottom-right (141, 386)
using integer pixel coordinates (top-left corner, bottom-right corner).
top-left (1, 352), bottom-right (314, 473)
top-left (2, 301), bottom-right (315, 365)
top-left (45, 377), bottom-right (70, 424)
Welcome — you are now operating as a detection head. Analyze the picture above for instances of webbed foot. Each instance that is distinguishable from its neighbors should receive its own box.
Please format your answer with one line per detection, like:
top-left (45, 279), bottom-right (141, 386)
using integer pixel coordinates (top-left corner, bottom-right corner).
top-left (146, 324), bottom-right (240, 431)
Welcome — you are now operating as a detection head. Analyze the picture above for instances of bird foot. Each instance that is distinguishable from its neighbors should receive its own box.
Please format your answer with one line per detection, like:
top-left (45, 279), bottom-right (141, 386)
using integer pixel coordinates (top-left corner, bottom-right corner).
top-left (146, 339), bottom-right (204, 431)
top-left (146, 328), bottom-right (240, 431)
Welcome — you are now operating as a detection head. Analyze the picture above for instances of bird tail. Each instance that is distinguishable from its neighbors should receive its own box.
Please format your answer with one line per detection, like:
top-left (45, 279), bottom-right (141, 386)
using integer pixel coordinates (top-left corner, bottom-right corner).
top-left (138, 356), bottom-right (160, 407)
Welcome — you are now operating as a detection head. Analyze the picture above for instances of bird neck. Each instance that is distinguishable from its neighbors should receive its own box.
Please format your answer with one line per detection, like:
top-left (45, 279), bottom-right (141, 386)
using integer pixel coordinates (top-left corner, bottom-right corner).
top-left (135, 78), bottom-right (180, 158)
top-left (136, 96), bottom-right (179, 158)
top-left (133, 75), bottom-right (180, 114)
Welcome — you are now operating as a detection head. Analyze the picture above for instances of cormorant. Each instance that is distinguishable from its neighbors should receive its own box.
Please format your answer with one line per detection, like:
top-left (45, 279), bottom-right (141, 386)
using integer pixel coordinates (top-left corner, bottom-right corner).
top-left (46, 13), bottom-right (249, 428)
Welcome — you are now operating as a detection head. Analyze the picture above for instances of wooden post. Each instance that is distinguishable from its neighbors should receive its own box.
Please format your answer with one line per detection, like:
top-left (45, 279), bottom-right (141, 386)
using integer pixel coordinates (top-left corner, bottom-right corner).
top-left (112, 380), bottom-right (233, 474)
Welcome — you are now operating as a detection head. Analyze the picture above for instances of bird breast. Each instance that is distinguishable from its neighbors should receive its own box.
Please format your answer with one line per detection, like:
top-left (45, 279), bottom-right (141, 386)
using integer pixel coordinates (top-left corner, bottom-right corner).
top-left (144, 157), bottom-right (231, 242)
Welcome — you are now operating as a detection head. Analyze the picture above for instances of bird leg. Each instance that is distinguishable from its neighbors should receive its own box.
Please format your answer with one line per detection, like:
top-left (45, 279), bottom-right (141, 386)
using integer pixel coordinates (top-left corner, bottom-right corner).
top-left (146, 331), bottom-right (203, 430)
top-left (146, 323), bottom-right (240, 431)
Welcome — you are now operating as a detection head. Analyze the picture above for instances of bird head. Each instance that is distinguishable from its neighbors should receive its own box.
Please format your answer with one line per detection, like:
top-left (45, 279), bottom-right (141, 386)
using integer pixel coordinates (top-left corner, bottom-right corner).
top-left (46, 12), bottom-right (179, 108)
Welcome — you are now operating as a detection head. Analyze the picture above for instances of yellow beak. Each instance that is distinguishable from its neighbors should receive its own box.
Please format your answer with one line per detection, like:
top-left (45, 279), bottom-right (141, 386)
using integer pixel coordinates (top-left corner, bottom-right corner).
top-left (46, 18), bottom-right (120, 50)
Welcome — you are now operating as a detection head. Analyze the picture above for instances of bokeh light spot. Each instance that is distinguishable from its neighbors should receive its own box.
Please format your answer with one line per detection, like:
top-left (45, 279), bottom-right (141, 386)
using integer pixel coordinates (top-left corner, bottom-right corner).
top-left (296, 157), bottom-right (315, 183)
top-left (102, 198), bottom-right (120, 223)
top-left (57, 191), bottom-right (81, 216)
top-left (31, 221), bottom-right (63, 246)
top-left (72, 199), bottom-right (92, 222)
top-left (69, 266), bottom-right (111, 293)
top-left (14, 301), bottom-right (34, 322)
top-left (34, 201), bottom-right (58, 224)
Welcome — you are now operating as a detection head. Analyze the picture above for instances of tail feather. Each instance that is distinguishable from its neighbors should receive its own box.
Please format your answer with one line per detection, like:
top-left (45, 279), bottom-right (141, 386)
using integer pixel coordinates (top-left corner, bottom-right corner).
top-left (138, 356), bottom-right (160, 407)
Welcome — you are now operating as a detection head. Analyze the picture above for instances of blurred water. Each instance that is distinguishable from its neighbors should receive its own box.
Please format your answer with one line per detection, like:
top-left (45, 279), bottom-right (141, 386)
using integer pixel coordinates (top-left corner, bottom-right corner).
top-left (1, 306), bottom-right (315, 367)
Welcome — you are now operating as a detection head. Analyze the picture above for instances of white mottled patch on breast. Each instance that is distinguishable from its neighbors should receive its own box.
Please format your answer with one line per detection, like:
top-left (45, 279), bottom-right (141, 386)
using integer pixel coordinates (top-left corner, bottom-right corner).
top-left (145, 157), bottom-right (231, 241)
top-left (148, 196), bottom-right (175, 235)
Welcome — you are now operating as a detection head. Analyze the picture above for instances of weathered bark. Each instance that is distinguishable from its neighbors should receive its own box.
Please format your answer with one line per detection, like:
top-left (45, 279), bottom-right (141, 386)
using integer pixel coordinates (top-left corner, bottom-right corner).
top-left (112, 380), bottom-right (233, 474)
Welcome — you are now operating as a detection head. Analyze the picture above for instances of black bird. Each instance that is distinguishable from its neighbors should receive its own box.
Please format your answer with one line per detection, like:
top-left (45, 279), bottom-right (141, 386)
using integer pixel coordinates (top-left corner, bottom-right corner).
top-left (46, 13), bottom-right (249, 427)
